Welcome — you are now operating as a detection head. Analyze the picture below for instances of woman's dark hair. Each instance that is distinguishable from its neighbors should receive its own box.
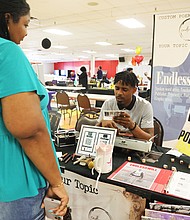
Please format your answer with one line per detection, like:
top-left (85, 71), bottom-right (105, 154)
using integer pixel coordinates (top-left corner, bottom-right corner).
top-left (0, 0), bottom-right (30, 39)
top-left (114, 70), bottom-right (139, 88)
top-left (80, 66), bottom-right (87, 72)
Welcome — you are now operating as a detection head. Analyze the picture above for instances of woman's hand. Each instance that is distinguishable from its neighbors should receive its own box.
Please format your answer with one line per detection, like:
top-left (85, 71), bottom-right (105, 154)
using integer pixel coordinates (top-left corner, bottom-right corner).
top-left (42, 185), bottom-right (69, 217)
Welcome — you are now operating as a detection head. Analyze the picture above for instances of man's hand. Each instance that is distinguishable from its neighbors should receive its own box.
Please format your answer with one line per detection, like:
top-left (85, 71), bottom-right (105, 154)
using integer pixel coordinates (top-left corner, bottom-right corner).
top-left (96, 120), bottom-right (118, 129)
top-left (113, 112), bottom-right (135, 130)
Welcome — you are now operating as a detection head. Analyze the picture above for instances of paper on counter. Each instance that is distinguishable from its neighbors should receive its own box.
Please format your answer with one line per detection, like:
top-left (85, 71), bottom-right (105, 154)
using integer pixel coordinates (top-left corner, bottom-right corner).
top-left (166, 149), bottom-right (182, 157)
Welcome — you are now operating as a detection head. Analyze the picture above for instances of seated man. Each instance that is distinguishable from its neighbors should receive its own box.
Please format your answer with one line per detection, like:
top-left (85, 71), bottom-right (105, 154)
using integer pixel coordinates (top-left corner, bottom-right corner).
top-left (96, 71), bottom-right (154, 141)
top-left (100, 75), bottom-right (110, 87)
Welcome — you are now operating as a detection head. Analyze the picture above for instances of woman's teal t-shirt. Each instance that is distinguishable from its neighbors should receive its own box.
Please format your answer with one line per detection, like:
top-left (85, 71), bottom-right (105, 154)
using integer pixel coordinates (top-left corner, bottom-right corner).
top-left (0, 38), bottom-right (54, 202)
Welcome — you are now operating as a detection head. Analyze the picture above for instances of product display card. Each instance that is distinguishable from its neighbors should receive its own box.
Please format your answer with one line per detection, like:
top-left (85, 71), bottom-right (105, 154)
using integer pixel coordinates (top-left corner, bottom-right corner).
top-left (75, 125), bottom-right (117, 157)
top-left (108, 161), bottom-right (173, 193)
top-left (103, 110), bottom-right (130, 120)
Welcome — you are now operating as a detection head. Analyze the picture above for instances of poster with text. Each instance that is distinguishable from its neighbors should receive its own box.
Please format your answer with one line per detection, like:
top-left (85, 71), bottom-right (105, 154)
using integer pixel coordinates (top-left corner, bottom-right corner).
top-left (62, 170), bottom-right (146, 220)
top-left (151, 12), bottom-right (190, 147)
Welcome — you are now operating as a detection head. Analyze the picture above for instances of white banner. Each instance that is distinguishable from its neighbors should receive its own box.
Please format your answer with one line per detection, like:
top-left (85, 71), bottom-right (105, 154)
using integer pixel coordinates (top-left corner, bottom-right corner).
top-left (62, 170), bottom-right (146, 220)
top-left (151, 12), bottom-right (190, 147)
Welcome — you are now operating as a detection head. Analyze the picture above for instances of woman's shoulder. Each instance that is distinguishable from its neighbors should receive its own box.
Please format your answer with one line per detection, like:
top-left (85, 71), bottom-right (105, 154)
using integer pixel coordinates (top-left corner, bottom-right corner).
top-left (0, 38), bottom-right (22, 54)
top-left (0, 38), bottom-right (17, 47)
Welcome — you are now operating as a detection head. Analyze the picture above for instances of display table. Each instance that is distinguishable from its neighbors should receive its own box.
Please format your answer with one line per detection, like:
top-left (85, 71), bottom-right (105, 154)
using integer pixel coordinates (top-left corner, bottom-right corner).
top-left (138, 90), bottom-right (147, 98)
top-left (46, 85), bottom-right (86, 91)
top-left (88, 88), bottom-right (114, 95)
top-left (138, 85), bottom-right (148, 91)
top-left (88, 82), bottom-right (97, 88)
top-left (58, 146), bottom-right (147, 220)
top-left (87, 88), bottom-right (114, 107)
top-left (57, 145), bottom-right (190, 206)
top-left (65, 92), bottom-right (113, 102)
top-left (55, 144), bottom-right (190, 219)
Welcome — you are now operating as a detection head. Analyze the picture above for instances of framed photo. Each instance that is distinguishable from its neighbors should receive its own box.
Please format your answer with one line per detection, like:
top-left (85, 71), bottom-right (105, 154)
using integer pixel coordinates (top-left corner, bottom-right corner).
top-left (75, 125), bottom-right (117, 157)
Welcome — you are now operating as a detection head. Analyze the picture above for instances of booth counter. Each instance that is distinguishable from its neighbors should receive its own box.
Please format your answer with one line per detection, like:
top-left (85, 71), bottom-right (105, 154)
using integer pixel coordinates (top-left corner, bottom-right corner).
top-left (56, 145), bottom-right (190, 219)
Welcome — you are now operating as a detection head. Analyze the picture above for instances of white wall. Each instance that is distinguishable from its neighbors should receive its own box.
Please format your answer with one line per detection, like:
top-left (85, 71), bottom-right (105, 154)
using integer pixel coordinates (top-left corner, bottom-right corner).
top-left (32, 63), bottom-right (54, 84)
top-left (32, 63), bottom-right (45, 84)
top-left (117, 64), bottom-right (151, 84)
top-left (43, 63), bottom-right (54, 75)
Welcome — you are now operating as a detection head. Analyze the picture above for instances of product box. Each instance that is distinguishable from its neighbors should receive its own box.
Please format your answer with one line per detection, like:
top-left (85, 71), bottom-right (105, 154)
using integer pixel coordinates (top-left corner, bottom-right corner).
top-left (54, 130), bottom-right (76, 147)
top-left (145, 208), bottom-right (190, 220)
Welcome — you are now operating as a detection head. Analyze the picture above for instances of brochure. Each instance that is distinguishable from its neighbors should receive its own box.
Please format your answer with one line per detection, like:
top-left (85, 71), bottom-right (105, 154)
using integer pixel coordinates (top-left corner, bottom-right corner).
top-left (108, 161), bottom-right (190, 201)
top-left (108, 161), bottom-right (173, 193)
top-left (164, 171), bottom-right (190, 201)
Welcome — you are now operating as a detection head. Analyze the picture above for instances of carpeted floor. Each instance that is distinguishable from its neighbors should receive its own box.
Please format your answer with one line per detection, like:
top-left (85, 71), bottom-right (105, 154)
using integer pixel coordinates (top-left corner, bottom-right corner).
top-left (50, 99), bottom-right (79, 130)
top-left (59, 109), bottom-right (79, 130)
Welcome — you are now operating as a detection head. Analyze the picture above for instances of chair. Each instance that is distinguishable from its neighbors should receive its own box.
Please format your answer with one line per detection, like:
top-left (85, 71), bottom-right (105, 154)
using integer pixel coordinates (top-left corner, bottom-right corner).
top-left (153, 117), bottom-right (164, 146)
top-left (77, 93), bottom-right (100, 116)
top-left (75, 112), bottom-right (99, 132)
top-left (56, 91), bottom-right (78, 125)
top-left (48, 110), bottom-right (62, 136)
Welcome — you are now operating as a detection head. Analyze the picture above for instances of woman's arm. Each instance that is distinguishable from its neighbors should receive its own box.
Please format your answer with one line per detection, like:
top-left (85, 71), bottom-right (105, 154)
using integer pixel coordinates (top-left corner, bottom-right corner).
top-left (2, 92), bottom-right (62, 186)
top-left (2, 92), bottom-right (68, 214)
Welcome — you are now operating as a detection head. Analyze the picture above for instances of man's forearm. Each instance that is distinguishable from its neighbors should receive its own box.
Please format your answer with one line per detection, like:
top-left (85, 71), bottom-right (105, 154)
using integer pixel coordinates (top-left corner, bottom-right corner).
top-left (129, 125), bottom-right (153, 140)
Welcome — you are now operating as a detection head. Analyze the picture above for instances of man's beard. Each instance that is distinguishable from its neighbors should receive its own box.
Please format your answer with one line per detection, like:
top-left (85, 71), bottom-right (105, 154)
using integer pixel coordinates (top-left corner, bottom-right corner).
top-left (116, 95), bottom-right (136, 110)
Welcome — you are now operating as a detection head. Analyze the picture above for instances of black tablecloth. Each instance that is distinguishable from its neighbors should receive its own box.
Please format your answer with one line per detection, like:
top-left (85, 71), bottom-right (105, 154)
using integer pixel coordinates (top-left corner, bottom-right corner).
top-left (57, 145), bottom-right (190, 205)
top-left (87, 88), bottom-right (114, 95)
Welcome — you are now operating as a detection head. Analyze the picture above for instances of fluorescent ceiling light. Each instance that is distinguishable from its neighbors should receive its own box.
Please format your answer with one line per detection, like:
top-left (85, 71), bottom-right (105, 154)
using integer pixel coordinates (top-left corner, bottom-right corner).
top-left (121, 48), bottom-right (135, 53)
top-left (88, 2), bottom-right (99, 6)
top-left (52, 45), bottom-right (68, 49)
top-left (51, 52), bottom-right (65, 56)
top-left (83, 50), bottom-right (96, 54)
top-left (43, 29), bottom-right (72, 36)
top-left (116, 18), bottom-right (145, 28)
top-left (78, 55), bottom-right (89, 58)
top-left (96, 42), bottom-right (112, 46)
top-left (106, 54), bottom-right (117, 58)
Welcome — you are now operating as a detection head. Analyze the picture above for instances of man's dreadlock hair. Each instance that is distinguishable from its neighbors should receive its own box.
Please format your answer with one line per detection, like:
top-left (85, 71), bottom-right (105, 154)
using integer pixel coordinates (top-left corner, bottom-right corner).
top-left (114, 70), bottom-right (139, 88)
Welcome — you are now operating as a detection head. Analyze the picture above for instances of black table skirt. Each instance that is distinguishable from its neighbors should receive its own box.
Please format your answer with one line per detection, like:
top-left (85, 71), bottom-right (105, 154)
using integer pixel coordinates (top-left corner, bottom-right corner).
top-left (57, 145), bottom-right (190, 205)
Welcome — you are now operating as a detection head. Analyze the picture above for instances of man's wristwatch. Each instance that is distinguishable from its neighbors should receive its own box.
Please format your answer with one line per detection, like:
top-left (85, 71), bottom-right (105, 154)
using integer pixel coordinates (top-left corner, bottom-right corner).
top-left (129, 122), bottom-right (137, 131)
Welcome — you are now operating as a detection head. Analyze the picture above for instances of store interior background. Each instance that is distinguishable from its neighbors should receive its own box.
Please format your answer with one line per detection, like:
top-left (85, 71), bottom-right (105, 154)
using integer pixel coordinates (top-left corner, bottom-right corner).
top-left (22, 0), bottom-right (190, 84)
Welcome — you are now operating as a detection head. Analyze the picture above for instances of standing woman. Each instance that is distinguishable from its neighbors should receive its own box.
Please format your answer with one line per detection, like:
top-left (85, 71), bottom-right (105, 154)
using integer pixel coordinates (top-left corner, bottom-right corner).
top-left (0, 1), bottom-right (69, 219)
top-left (78, 66), bottom-right (88, 92)
top-left (97, 66), bottom-right (103, 80)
